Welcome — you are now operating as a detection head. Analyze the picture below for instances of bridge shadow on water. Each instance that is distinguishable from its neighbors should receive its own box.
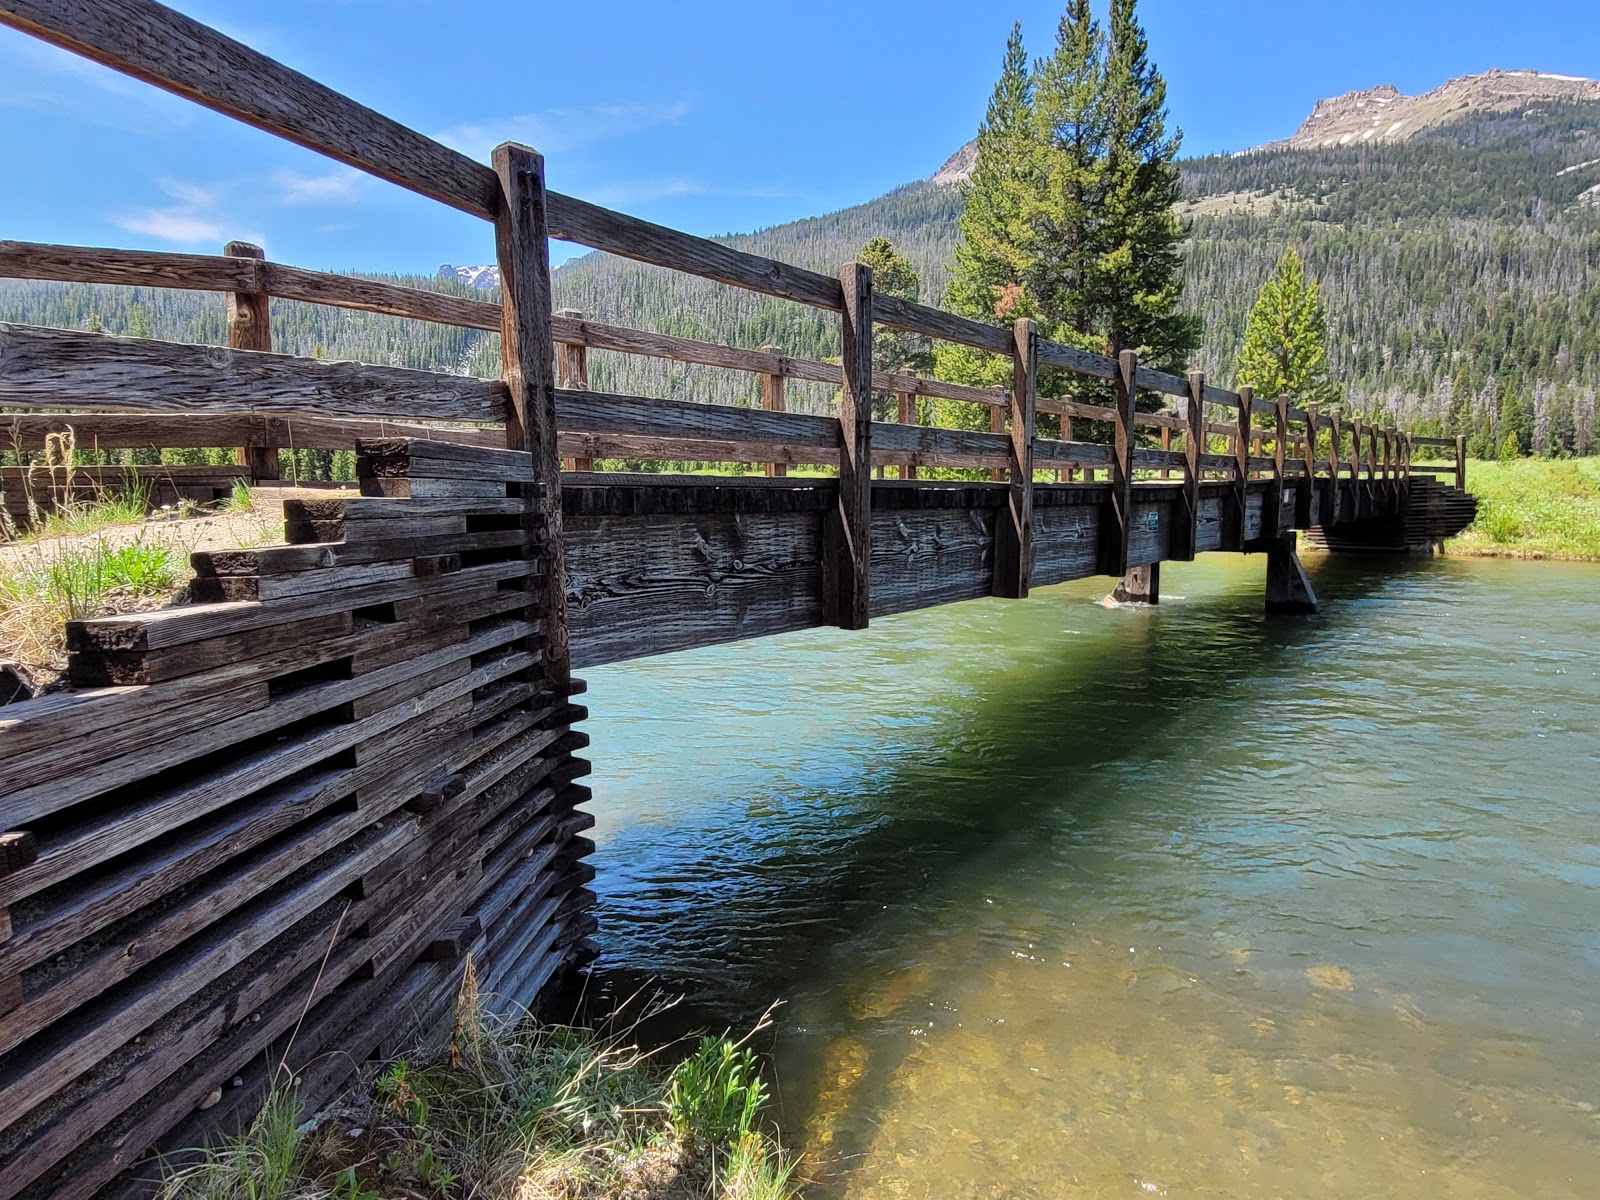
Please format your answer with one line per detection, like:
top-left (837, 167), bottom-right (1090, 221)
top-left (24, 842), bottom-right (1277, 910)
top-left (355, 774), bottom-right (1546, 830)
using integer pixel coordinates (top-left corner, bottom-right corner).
top-left (575, 552), bottom-right (1430, 1154)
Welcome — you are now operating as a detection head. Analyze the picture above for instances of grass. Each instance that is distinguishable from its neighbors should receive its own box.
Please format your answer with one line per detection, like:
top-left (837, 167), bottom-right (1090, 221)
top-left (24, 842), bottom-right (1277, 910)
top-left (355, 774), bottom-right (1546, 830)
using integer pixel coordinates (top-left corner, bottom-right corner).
top-left (1442, 457), bottom-right (1600, 561)
top-left (0, 534), bottom-right (182, 677)
top-left (157, 973), bottom-right (799, 1200)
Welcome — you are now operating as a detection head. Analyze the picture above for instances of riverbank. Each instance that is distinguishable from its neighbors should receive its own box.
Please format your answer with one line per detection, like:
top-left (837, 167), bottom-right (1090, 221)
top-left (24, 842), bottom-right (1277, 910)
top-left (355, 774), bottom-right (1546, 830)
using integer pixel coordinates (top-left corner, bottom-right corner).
top-left (1441, 457), bottom-right (1600, 560)
top-left (159, 982), bottom-right (797, 1200)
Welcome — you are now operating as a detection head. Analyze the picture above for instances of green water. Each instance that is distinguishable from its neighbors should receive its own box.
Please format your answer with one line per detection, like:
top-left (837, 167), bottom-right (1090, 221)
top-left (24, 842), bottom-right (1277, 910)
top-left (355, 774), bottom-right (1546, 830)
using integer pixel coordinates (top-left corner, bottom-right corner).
top-left (581, 555), bottom-right (1600, 1198)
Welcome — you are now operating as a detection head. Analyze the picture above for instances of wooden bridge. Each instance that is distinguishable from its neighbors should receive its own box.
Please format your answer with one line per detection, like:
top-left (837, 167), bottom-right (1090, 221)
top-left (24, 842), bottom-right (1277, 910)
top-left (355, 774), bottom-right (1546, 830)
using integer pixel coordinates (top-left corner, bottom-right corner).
top-left (0, 3), bottom-right (1477, 1197)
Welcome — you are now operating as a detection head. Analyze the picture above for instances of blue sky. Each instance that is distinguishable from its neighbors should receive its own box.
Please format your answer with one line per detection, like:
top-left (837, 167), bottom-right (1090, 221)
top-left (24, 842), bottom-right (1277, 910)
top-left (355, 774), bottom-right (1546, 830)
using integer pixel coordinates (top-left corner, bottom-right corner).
top-left (1, 0), bottom-right (1595, 274)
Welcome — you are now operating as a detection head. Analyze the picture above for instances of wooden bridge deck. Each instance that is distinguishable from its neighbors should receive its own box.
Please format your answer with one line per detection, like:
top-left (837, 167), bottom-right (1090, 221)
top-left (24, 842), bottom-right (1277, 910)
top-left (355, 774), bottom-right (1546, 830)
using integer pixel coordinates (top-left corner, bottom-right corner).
top-left (0, 3), bottom-right (1476, 1197)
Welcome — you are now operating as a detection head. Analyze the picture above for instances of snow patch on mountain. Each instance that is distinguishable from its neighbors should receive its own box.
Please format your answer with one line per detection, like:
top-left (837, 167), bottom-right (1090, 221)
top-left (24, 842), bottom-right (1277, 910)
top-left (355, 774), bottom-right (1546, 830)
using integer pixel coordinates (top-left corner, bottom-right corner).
top-left (437, 264), bottom-right (500, 290)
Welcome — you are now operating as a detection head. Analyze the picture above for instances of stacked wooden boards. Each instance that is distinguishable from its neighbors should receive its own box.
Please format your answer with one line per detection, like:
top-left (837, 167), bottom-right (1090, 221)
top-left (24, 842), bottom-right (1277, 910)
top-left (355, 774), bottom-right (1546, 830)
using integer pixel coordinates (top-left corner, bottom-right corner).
top-left (0, 439), bottom-right (593, 1200)
top-left (1, 463), bottom-right (249, 527)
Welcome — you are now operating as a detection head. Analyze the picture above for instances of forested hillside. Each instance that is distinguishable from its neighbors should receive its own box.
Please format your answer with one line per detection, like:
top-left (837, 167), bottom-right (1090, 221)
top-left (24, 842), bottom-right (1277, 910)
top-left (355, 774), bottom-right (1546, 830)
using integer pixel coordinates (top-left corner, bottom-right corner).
top-left (5, 95), bottom-right (1598, 455)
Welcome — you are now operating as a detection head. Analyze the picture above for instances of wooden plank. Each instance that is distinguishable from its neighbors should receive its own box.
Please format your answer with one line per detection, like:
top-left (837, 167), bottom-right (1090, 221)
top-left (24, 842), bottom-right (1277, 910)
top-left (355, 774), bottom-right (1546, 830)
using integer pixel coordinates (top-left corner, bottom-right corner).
top-left (565, 508), bottom-right (822, 668)
top-left (993, 318), bottom-right (1036, 598)
top-left (825, 261), bottom-right (872, 629)
top-left (1101, 350), bottom-right (1138, 576)
top-left (871, 421), bottom-right (1010, 462)
top-left (0, 240), bottom-right (502, 330)
top-left (1036, 339), bottom-right (1117, 381)
top-left (0, 322), bottom-right (506, 422)
top-left (0, 0), bottom-right (502, 219)
top-left (494, 141), bottom-right (570, 700)
top-left (546, 191), bottom-right (843, 311)
top-left (556, 387), bottom-right (840, 447)
top-left (872, 502), bottom-right (996, 617)
top-left (1034, 439), bottom-right (1115, 469)
top-left (896, 389), bottom-right (915, 480)
top-left (556, 431), bottom-right (834, 467)
top-left (1327, 407), bottom-right (1344, 523)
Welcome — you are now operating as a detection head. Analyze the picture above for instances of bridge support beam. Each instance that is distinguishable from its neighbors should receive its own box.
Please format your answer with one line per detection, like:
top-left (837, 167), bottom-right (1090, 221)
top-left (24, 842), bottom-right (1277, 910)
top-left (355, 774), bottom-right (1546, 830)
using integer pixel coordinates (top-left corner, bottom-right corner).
top-left (1265, 533), bottom-right (1319, 615)
top-left (1111, 562), bottom-right (1160, 605)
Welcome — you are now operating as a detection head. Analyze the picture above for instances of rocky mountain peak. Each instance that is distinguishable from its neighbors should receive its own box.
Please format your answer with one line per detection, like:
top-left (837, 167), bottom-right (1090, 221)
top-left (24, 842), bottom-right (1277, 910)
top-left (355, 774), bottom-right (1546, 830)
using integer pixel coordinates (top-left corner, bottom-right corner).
top-left (1277, 69), bottom-right (1600, 149)
top-left (436, 263), bottom-right (500, 290)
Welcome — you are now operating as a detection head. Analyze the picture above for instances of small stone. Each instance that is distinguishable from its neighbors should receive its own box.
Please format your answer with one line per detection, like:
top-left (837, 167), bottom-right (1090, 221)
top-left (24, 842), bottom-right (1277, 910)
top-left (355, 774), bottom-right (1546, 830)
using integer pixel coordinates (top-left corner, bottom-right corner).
top-left (198, 1088), bottom-right (222, 1111)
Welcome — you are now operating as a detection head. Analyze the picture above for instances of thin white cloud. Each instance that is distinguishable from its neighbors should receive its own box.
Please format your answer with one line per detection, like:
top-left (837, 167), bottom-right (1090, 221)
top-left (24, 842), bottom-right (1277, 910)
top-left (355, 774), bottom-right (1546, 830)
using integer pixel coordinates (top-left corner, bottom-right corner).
top-left (158, 177), bottom-right (217, 208)
top-left (112, 208), bottom-right (229, 246)
top-left (436, 99), bottom-right (692, 161)
top-left (274, 167), bottom-right (364, 205)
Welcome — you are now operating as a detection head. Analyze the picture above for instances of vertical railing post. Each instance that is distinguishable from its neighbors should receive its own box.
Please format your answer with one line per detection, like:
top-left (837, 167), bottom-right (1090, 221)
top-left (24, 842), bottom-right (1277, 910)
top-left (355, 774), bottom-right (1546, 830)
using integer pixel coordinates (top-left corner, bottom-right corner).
top-left (988, 396), bottom-right (1006, 483)
top-left (493, 142), bottom-right (569, 694)
top-left (1350, 415), bottom-right (1366, 518)
top-left (1233, 385), bottom-right (1252, 548)
top-left (224, 241), bottom-right (278, 484)
top-left (1270, 392), bottom-right (1288, 535)
top-left (826, 261), bottom-right (873, 630)
top-left (1455, 434), bottom-right (1467, 491)
top-left (1299, 403), bottom-right (1318, 526)
top-left (1102, 350), bottom-right (1138, 576)
top-left (896, 386), bottom-right (916, 480)
top-left (1179, 370), bottom-right (1204, 560)
top-left (1328, 407), bottom-right (1343, 524)
top-left (759, 344), bottom-right (787, 478)
top-left (1159, 422), bottom-right (1172, 479)
top-left (555, 309), bottom-right (592, 472)
top-left (1061, 414), bottom-right (1075, 482)
top-left (995, 318), bottom-right (1037, 598)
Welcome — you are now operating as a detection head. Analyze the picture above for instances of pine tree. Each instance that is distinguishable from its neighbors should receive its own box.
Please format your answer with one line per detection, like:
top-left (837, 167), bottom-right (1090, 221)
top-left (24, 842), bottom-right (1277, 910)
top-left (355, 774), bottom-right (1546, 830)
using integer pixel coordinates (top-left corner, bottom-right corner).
top-left (857, 236), bottom-right (931, 375)
top-left (1032, 0), bottom-right (1106, 354)
top-left (1095, 0), bottom-right (1197, 367)
top-left (1237, 248), bottom-right (1340, 408)
top-left (945, 23), bottom-right (1038, 327)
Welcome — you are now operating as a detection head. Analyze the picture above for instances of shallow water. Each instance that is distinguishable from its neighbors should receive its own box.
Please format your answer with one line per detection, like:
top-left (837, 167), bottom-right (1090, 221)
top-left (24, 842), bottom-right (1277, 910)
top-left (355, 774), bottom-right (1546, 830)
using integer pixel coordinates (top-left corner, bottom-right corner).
top-left (581, 554), bottom-right (1600, 1198)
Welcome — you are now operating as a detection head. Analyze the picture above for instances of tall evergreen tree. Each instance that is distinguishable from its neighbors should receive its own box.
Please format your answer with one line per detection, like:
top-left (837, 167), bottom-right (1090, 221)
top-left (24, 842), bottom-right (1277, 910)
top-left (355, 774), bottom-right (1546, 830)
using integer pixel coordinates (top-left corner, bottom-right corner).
top-left (1095, 0), bottom-right (1196, 366)
top-left (1033, 0), bottom-right (1106, 351)
top-left (1237, 248), bottom-right (1340, 408)
top-left (945, 23), bottom-right (1039, 327)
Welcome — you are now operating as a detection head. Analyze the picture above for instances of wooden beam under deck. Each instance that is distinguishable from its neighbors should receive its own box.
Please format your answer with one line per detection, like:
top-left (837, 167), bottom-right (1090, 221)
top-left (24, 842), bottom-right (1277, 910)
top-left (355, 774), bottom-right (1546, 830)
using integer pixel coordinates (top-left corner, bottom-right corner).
top-left (561, 473), bottom-right (1342, 670)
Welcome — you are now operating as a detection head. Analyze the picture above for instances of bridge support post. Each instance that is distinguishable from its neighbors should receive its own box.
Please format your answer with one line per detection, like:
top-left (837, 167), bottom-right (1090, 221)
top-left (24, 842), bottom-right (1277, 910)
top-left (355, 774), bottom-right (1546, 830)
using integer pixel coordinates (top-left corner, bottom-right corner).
top-left (1099, 349), bottom-right (1138, 576)
top-left (556, 309), bottom-right (593, 471)
top-left (1265, 532), bottom-right (1319, 615)
top-left (825, 260), bottom-right (873, 629)
top-left (993, 317), bottom-right (1037, 598)
top-left (1175, 370), bottom-right (1204, 560)
top-left (1111, 562), bottom-right (1160, 605)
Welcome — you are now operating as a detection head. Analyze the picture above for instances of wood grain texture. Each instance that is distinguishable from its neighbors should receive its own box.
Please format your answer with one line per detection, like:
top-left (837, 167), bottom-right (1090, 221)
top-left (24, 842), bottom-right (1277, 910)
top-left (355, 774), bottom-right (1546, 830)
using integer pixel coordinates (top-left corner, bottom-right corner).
top-left (0, 241), bottom-right (502, 330)
top-left (827, 262), bottom-right (873, 630)
top-left (872, 505), bottom-right (995, 616)
top-left (1101, 350), bottom-right (1138, 576)
top-left (0, 322), bottom-right (506, 422)
top-left (564, 509), bottom-right (822, 667)
top-left (993, 318), bottom-right (1036, 598)
top-left (1178, 371), bottom-right (1204, 561)
top-left (494, 143), bottom-right (571, 694)
top-left (556, 388), bottom-right (840, 447)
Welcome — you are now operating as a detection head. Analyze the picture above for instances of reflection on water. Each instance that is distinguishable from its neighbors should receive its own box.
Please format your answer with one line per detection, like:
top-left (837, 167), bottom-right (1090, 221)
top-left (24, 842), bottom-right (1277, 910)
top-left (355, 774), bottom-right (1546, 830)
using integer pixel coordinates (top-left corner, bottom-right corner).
top-left (581, 555), bottom-right (1600, 1198)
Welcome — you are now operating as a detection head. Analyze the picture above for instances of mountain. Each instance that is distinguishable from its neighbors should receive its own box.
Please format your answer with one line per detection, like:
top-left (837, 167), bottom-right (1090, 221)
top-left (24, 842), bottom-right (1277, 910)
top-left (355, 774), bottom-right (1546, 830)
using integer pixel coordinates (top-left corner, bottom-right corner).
top-left (1274, 70), bottom-right (1600, 150)
top-left (4, 70), bottom-right (1598, 460)
top-left (437, 263), bottom-right (500, 290)
top-left (544, 68), bottom-right (1600, 452)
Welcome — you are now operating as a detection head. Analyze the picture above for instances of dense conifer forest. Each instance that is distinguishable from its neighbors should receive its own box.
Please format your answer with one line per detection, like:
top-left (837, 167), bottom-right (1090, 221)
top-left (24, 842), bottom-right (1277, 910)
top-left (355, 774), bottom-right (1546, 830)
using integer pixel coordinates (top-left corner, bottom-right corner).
top-left (5, 102), bottom-right (1598, 459)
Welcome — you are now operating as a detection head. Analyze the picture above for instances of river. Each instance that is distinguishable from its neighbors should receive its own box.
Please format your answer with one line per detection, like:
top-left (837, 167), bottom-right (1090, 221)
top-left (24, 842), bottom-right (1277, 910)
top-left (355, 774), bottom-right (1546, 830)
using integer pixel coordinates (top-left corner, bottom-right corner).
top-left (579, 554), bottom-right (1600, 1198)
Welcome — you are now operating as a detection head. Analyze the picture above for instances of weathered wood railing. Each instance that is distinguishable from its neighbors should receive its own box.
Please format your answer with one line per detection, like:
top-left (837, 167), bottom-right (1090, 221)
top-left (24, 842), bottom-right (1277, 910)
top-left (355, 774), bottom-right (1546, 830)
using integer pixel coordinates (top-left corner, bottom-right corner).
top-left (0, 3), bottom-right (1464, 1198)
